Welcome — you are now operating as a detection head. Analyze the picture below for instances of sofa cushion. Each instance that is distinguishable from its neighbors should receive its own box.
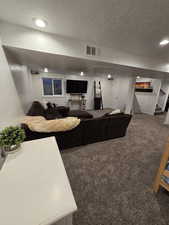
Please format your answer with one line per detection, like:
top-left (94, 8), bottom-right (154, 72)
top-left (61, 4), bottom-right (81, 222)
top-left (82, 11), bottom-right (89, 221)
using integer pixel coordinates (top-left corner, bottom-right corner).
top-left (68, 110), bottom-right (93, 119)
top-left (55, 106), bottom-right (70, 117)
top-left (27, 101), bottom-right (46, 117)
top-left (45, 102), bottom-right (62, 120)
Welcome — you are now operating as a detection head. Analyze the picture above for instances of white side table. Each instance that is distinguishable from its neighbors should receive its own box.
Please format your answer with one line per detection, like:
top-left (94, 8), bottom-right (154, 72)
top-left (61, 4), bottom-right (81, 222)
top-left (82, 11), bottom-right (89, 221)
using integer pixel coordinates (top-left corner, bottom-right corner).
top-left (0, 137), bottom-right (77, 225)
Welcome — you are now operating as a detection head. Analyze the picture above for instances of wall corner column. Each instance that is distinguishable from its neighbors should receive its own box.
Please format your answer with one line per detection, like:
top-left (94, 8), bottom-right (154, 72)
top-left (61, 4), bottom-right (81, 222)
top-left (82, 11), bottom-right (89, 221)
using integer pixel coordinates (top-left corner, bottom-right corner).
top-left (125, 75), bottom-right (136, 114)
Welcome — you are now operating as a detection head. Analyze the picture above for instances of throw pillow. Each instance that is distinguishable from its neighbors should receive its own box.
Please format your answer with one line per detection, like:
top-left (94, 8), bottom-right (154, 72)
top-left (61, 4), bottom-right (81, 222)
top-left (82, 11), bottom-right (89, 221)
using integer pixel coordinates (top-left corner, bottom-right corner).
top-left (103, 109), bottom-right (123, 117)
top-left (109, 109), bottom-right (121, 115)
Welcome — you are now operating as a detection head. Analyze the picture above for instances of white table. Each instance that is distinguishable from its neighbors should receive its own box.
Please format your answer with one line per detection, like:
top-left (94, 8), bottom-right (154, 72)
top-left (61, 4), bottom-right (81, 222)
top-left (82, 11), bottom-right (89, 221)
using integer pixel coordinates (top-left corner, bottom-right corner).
top-left (0, 137), bottom-right (77, 225)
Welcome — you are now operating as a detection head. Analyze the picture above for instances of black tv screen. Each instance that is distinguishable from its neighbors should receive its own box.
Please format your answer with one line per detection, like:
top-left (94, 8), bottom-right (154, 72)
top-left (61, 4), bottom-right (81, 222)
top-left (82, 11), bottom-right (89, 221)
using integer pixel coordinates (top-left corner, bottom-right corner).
top-left (66, 80), bottom-right (88, 93)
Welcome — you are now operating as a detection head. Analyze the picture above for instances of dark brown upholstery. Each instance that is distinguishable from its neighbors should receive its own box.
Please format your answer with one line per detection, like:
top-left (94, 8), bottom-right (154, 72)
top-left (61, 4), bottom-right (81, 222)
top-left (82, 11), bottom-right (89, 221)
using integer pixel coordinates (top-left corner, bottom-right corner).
top-left (22, 122), bottom-right (83, 149)
top-left (45, 102), bottom-right (62, 120)
top-left (82, 114), bottom-right (131, 145)
top-left (68, 110), bottom-right (93, 119)
top-left (22, 109), bottom-right (132, 150)
top-left (27, 101), bottom-right (69, 119)
top-left (54, 105), bottom-right (70, 117)
top-left (27, 101), bottom-right (46, 117)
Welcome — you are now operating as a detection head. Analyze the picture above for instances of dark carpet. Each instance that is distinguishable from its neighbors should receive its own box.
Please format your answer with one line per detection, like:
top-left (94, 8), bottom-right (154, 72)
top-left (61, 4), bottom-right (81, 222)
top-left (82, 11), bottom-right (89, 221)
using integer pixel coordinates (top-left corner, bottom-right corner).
top-left (62, 114), bottom-right (169, 225)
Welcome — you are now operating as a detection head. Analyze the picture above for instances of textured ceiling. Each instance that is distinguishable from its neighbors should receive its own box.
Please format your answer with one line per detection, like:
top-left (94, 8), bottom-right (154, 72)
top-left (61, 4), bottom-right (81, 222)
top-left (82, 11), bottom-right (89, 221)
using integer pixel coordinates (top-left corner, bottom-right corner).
top-left (4, 46), bottom-right (169, 79)
top-left (0, 0), bottom-right (169, 61)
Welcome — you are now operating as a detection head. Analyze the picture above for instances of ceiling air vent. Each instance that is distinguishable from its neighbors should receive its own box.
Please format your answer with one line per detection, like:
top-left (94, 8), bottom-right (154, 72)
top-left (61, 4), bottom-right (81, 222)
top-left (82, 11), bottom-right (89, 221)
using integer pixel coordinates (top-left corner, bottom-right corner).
top-left (31, 70), bottom-right (40, 75)
top-left (86, 45), bottom-right (97, 56)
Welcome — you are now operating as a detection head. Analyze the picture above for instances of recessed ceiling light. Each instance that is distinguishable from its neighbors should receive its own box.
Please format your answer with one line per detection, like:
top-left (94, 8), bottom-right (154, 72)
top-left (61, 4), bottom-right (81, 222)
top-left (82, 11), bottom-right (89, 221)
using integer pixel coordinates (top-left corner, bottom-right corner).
top-left (44, 67), bottom-right (48, 72)
top-left (80, 72), bottom-right (84, 76)
top-left (34, 18), bottom-right (47, 28)
top-left (107, 74), bottom-right (112, 79)
top-left (159, 39), bottom-right (169, 46)
top-left (136, 76), bottom-right (140, 79)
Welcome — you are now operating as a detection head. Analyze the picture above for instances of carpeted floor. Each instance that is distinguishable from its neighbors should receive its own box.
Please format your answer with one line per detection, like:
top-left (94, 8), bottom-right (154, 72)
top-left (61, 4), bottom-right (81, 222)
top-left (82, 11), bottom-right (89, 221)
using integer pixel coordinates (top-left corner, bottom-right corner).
top-left (62, 114), bottom-right (169, 225)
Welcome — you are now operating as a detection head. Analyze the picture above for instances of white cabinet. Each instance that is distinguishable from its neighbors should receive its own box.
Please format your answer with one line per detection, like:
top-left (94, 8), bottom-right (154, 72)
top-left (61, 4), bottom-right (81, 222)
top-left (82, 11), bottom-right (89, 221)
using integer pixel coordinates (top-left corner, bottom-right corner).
top-left (0, 137), bottom-right (77, 225)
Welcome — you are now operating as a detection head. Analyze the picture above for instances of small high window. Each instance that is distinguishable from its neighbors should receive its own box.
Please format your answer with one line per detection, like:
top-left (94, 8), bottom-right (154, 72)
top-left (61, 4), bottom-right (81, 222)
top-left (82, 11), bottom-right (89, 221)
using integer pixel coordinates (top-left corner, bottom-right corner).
top-left (42, 78), bottom-right (63, 96)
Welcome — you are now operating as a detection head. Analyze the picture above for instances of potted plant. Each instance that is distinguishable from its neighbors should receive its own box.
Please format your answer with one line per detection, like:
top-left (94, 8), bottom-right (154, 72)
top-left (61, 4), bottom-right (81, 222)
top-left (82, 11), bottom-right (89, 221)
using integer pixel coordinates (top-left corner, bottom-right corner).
top-left (0, 126), bottom-right (25, 155)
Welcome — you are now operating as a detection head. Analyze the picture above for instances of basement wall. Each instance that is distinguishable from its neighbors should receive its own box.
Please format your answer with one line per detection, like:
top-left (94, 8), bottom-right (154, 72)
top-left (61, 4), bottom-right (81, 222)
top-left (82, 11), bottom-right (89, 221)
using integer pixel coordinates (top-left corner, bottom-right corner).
top-left (11, 65), bottom-right (34, 113)
top-left (31, 72), bottom-right (114, 110)
top-left (9, 66), bottom-right (134, 112)
top-left (157, 79), bottom-right (169, 112)
top-left (134, 78), bottom-right (161, 115)
top-left (0, 21), bottom-right (136, 113)
top-left (0, 40), bottom-right (24, 127)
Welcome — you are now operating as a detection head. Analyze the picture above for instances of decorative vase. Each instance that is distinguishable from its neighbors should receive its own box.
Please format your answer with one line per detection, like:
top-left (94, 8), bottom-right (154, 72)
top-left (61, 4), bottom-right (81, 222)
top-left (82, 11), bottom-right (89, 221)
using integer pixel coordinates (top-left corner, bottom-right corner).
top-left (0, 147), bottom-right (7, 158)
top-left (2, 144), bottom-right (21, 155)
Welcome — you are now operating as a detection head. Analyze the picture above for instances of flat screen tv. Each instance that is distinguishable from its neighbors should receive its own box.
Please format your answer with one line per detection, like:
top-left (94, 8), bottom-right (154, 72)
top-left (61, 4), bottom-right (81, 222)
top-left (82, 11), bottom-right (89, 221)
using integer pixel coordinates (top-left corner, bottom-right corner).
top-left (66, 80), bottom-right (88, 93)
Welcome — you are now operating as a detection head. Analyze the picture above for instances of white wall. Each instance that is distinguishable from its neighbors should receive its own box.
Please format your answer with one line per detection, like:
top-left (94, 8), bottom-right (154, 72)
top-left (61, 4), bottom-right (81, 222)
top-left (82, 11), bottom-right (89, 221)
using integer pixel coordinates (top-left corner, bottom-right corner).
top-left (134, 78), bottom-right (161, 115)
top-left (0, 21), bottom-right (136, 113)
top-left (112, 74), bottom-right (134, 111)
top-left (31, 73), bottom-right (114, 110)
top-left (10, 68), bottom-right (133, 112)
top-left (31, 73), bottom-right (135, 111)
top-left (0, 21), bottom-right (168, 73)
top-left (133, 94), bottom-right (142, 114)
top-left (0, 40), bottom-right (24, 128)
top-left (11, 65), bottom-right (34, 113)
top-left (125, 76), bottom-right (136, 114)
top-left (157, 79), bottom-right (169, 111)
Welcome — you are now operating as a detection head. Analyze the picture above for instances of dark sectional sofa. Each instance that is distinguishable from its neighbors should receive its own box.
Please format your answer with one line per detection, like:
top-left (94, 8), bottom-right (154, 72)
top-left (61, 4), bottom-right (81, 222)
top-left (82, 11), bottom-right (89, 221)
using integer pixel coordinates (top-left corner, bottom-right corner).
top-left (22, 102), bottom-right (132, 150)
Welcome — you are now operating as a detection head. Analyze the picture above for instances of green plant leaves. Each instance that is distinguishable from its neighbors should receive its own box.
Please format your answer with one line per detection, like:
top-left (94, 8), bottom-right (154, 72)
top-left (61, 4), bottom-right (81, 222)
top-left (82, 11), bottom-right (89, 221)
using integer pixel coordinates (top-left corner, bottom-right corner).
top-left (0, 126), bottom-right (25, 147)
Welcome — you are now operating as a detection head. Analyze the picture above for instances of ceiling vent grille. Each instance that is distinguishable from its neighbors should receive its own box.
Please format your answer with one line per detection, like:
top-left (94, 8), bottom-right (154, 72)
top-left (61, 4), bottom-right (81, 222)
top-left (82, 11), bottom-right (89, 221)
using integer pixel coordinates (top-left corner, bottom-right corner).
top-left (86, 45), bottom-right (97, 56)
